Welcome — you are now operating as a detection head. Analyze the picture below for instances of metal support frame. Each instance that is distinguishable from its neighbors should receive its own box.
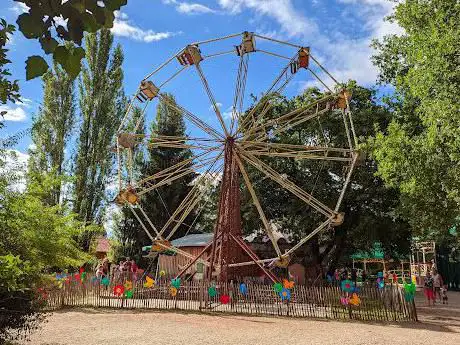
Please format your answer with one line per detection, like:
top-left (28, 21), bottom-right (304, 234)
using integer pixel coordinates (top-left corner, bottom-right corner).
top-left (115, 31), bottom-right (358, 282)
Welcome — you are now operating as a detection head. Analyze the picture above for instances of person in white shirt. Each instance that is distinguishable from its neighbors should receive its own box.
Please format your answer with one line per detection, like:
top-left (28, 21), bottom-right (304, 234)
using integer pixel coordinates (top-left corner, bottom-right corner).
top-left (432, 269), bottom-right (443, 303)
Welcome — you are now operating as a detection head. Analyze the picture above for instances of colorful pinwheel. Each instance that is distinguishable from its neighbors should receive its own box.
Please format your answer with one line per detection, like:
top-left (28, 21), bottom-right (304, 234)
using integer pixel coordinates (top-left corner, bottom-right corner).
top-left (283, 279), bottom-right (295, 289)
top-left (124, 280), bottom-right (133, 290)
top-left (144, 276), bottom-right (155, 288)
top-left (220, 294), bottom-right (230, 304)
top-left (170, 287), bottom-right (178, 297)
top-left (171, 278), bottom-right (181, 289)
top-left (159, 270), bottom-right (166, 277)
top-left (404, 282), bottom-right (416, 302)
top-left (279, 288), bottom-right (291, 301)
top-left (340, 296), bottom-right (349, 305)
top-left (273, 282), bottom-right (283, 293)
top-left (101, 277), bottom-right (110, 286)
top-left (239, 283), bottom-right (247, 295)
top-left (125, 290), bottom-right (134, 299)
top-left (113, 285), bottom-right (125, 296)
top-left (349, 293), bottom-right (361, 306)
top-left (341, 280), bottom-right (355, 293)
top-left (376, 278), bottom-right (384, 289)
top-left (208, 286), bottom-right (217, 297)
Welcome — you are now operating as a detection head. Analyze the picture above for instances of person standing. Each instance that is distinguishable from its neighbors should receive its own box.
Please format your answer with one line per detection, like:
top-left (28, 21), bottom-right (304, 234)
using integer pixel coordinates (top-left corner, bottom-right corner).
top-left (424, 272), bottom-right (435, 307)
top-left (432, 269), bottom-right (443, 303)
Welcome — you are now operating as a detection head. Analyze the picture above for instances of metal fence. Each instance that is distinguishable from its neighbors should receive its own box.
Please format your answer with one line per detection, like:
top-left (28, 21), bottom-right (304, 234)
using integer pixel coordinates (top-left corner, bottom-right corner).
top-left (43, 274), bottom-right (417, 322)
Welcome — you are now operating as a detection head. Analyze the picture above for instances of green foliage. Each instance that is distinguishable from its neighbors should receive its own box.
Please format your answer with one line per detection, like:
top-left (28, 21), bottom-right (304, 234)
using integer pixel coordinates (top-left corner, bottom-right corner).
top-left (0, 255), bottom-right (34, 292)
top-left (370, 0), bottom-right (460, 241)
top-left (0, 19), bottom-right (20, 105)
top-left (25, 55), bottom-right (49, 80)
top-left (15, 0), bottom-right (127, 80)
top-left (114, 95), bottom-right (195, 264)
top-left (73, 29), bottom-right (124, 248)
top-left (0, 154), bottom-right (89, 343)
top-left (28, 56), bottom-right (76, 205)
top-left (240, 84), bottom-right (410, 271)
top-left (140, 94), bottom-right (195, 239)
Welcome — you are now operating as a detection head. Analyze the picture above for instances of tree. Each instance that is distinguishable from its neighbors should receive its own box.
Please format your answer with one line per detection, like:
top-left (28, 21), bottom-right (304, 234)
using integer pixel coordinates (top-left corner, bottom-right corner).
top-left (14, 0), bottom-right (127, 80)
top-left (370, 0), bottom-right (460, 242)
top-left (240, 85), bottom-right (410, 277)
top-left (0, 19), bottom-right (19, 105)
top-left (0, 151), bottom-right (89, 344)
top-left (73, 29), bottom-right (124, 230)
top-left (115, 95), bottom-right (195, 263)
top-left (28, 57), bottom-right (76, 206)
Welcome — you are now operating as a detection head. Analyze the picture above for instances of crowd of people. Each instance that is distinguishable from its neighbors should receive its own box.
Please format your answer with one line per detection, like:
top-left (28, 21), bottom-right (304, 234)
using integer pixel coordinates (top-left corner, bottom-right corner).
top-left (95, 257), bottom-right (142, 283)
top-left (423, 268), bottom-right (448, 306)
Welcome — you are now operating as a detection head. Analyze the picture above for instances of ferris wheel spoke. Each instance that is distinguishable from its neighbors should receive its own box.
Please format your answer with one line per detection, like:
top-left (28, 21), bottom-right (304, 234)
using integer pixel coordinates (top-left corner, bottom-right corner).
top-left (230, 53), bottom-right (249, 135)
top-left (284, 217), bottom-right (334, 257)
top-left (247, 93), bottom-right (338, 141)
top-left (156, 151), bottom-right (224, 240)
top-left (238, 149), bottom-right (336, 219)
top-left (239, 141), bottom-right (354, 162)
top-left (135, 148), bottom-right (218, 190)
top-left (136, 151), bottom-right (222, 196)
top-left (118, 133), bottom-right (223, 151)
top-left (236, 51), bottom-right (299, 136)
top-left (158, 93), bottom-right (223, 140)
top-left (234, 151), bottom-right (283, 258)
top-left (193, 62), bottom-right (230, 137)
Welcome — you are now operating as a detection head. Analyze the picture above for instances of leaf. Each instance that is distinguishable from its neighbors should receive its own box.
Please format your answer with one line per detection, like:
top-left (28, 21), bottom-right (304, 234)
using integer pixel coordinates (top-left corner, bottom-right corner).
top-left (53, 45), bottom-right (85, 79)
top-left (25, 56), bottom-right (49, 80)
top-left (81, 13), bottom-right (99, 33)
top-left (17, 13), bottom-right (46, 39)
top-left (104, 0), bottom-right (128, 11)
top-left (67, 18), bottom-right (84, 45)
top-left (53, 45), bottom-right (69, 68)
top-left (39, 37), bottom-right (59, 54)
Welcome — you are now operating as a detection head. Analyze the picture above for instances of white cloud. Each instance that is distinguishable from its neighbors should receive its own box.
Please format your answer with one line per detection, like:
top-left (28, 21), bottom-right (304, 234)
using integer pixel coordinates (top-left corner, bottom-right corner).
top-left (0, 105), bottom-right (27, 122)
top-left (9, 2), bottom-right (29, 14)
top-left (222, 106), bottom-right (238, 120)
top-left (209, 102), bottom-right (222, 111)
top-left (0, 150), bottom-right (29, 192)
top-left (216, 0), bottom-right (402, 86)
top-left (218, 0), bottom-right (317, 37)
top-left (163, 0), bottom-right (216, 14)
top-left (177, 2), bottom-right (216, 14)
top-left (112, 12), bottom-right (180, 42)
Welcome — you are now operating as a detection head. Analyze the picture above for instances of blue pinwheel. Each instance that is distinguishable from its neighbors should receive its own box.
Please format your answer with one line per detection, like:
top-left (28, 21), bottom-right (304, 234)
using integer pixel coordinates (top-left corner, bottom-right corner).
top-left (341, 280), bottom-right (355, 293)
top-left (239, 283), bottom-right (247, 295)
top-left (279, 288), bottom-right (291, 301)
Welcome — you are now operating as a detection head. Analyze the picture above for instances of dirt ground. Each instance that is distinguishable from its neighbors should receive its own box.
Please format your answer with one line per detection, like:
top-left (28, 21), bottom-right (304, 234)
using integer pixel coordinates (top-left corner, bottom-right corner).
top-left (25, 292), bottom-right (460, 345)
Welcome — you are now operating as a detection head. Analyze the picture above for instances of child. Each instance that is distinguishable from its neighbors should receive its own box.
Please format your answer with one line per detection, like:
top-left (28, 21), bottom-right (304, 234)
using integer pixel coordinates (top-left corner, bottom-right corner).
top-left (441, 284), bottom-right (448, 304)
top-left (424, 272), bottom-right (435, 307)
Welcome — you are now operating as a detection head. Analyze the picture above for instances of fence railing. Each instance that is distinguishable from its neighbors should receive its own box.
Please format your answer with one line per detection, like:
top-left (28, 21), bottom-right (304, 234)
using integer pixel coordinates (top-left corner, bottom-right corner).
top-left (42, 274), bottom-right (417, 322)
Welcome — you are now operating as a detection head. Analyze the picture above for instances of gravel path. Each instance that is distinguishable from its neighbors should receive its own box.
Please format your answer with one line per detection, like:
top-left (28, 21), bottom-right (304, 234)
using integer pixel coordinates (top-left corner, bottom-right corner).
top-left (25, 292), bottom-right (460, 345)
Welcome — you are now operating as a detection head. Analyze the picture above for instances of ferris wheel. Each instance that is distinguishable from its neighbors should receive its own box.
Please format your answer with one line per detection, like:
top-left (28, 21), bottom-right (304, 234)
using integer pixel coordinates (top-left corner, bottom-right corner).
top-left (115, 31), bottom-right (359, 282)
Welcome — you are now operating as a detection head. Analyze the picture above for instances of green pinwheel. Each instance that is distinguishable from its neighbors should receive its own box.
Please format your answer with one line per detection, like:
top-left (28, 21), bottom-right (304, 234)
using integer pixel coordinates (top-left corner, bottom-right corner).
top-left (171, 278), bottom-right (181, 289)
top-left (273, 282), bottom-right (283, 293)
top-left (404, 282), bottom-right (416, 302)
top-left (208, 286), bottom-right (217, 297)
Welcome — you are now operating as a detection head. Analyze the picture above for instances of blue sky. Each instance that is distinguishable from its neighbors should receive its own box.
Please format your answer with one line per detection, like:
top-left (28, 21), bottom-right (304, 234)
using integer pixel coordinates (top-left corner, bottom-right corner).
top-left (1, 0), bottom-right (401, 155)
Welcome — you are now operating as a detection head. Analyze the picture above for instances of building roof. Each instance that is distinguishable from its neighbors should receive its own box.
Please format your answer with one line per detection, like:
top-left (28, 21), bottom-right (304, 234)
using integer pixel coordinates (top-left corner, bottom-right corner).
top-left (95, 237), bottom-right (110, 253)
top-left (170, 233), bottom-right (214, 247)
top-left (142, 233), bottom-right (214, 253)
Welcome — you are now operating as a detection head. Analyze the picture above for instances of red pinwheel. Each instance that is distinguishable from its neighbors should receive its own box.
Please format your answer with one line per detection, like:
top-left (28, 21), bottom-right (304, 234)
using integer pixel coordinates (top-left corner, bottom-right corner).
top-left (113, 285), bottom-right (125, 296)
top-left (220, 294), bottom-right (230, 304)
